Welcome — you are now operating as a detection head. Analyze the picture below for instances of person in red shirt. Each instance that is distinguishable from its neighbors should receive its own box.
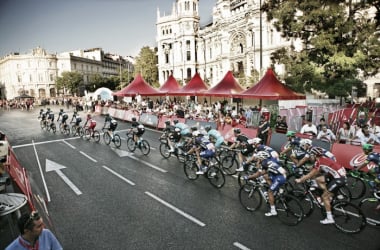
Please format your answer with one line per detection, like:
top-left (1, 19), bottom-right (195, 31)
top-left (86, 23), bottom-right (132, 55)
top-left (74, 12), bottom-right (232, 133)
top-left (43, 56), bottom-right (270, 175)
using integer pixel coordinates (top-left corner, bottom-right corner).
top-left (84, 113), bottom-right (97, 136)
top-left (295, 147), bottom-right (347, 224)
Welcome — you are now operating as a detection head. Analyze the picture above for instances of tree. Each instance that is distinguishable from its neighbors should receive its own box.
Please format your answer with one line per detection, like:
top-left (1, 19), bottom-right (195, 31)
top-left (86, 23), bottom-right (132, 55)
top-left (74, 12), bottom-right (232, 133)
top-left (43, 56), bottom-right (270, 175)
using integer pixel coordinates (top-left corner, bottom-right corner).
top-left (56, 71), bottom-right (83, 96)
top-left (263, 0), bottom-right (380, 98)
top-left (133, 46), bottom-right (159, 87)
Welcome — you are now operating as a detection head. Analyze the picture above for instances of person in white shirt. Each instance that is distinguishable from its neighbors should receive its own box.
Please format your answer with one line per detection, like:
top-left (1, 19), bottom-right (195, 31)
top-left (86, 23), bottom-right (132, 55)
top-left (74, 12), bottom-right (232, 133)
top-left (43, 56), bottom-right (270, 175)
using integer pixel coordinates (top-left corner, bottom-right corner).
top-left (359, 125), bottom-right (380, 145)
top-left (300, 120), bottom-right (318, 136)
top-left (317, 125), bottom-right (336, 143)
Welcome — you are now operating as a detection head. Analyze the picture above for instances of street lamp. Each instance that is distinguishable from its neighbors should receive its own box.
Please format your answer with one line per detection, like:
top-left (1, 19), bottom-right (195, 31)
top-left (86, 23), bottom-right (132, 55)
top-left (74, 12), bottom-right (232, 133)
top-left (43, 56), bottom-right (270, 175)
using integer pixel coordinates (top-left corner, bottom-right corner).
top-left (259, 0), bottom-right (263, 75)
top-left (200, 36), bottom-right (206, 81)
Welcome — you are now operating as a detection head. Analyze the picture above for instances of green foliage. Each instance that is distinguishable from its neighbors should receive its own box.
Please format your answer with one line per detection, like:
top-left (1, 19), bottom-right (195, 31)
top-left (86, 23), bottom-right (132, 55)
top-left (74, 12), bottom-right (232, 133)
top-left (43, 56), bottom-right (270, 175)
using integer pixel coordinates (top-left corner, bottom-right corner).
top-left (263, 0), bottom-right (380, 98)
top-left (56, 71), bottom-right (83, 96)
top-left (133, 46), bottom-right (159, 86)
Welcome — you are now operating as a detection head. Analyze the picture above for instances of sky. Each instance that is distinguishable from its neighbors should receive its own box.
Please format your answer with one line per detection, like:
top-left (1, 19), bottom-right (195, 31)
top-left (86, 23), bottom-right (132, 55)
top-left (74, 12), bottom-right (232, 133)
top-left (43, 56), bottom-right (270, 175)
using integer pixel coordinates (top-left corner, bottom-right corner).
top-left (0, 0), bottom-right (215, 57)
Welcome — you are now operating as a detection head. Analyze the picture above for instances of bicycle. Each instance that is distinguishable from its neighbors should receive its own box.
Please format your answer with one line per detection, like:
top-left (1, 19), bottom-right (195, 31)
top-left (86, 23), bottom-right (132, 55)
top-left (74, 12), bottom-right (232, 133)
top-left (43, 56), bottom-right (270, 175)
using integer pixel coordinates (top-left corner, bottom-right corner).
top-left (102, 127), bottom-right (121, 148)
top-left (345, 169), bottom-right (370, 200)
top-left (126, 130), bottom-right (150, 155)
top-left (239, 176), bottom-right (304, 226)
top-left (219, 146), bottom-right (240, 175)
top-left (159, 132), bottom-right (189, 163)
top-left (59, 122), bottom-right (71, 135)
top-left (183, 153), bottom-right (225, 189)
top-left (46, 120), bottom-right (57, 133)
top-left (359, 186), bottom-right (380, 226)
top-left (292, 180), bottom-right (366, 233)
top-left (71, 122), bottom-right (84, 137)
top-left (39, 118), bottom-right (48, 130)
top-left (83, 126), bottom-right (100, 142)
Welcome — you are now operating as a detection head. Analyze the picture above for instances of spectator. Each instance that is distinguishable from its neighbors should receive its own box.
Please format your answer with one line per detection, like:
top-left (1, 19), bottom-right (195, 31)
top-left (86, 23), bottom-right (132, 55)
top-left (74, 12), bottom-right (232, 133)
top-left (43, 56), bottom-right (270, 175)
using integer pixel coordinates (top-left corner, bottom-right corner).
top-left (358, 125), bottom-right (380, 145)
top-left (317, 125), bottom-right (336, 143)
top-left (275, 115), bottom-right (288, 133)
top-left (316, 117), bottom-right (329, 133)
top-left (336, 121), bottom-right (354, 144)
top-left (300, 120), bottom-right (318, 136)
top-left (258, 115), bottom-right (270, 145)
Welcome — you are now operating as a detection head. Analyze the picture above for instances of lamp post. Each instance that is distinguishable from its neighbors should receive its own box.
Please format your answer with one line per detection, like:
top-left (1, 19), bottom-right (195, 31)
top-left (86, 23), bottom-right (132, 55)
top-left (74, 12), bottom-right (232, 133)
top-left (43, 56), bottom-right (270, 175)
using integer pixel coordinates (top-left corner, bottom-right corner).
top-left (259, 0), bottom-right (263, 75)
top-left (200, 36), bottom-right (206, 81)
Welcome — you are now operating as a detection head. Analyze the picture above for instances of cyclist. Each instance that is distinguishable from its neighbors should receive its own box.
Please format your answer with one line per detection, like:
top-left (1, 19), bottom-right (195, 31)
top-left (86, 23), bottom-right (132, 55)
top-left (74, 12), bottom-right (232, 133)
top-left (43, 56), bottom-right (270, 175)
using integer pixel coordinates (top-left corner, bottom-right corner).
top-left (250, 137), bottom-right (279, 160)
top-left (38, 109), bottom-right (47, 125)
top-left (161, 120), bottom-right (176, 152)
top-left (188, 131), bottom-right (215, 175)
top-left (293, 138), bottom-right (314, 168)
top-left (47, 110), bottom-right (55, 130)
top-left (355, 143), bottom-right (380, 190)
top-left (70, 111), bottom-right (82, 135)
top-left (173, 119), bottom-right (190, 137)
top-left (129, 117), bottom-right (145, 145)
top-left (83, 113), bottom-right (97, 137)
top-left (295, 147), bottom-right (347, 224)
top-left (229, 128), bottom-right (253, 172)
top-left (204, 125), bottom-right (225, 149)
top-left (103, 114), bottom-right (118, 141)
top-left (243, 151), bottom-right (287, 217)
top-left (57, 109), bottom-right (69, 130)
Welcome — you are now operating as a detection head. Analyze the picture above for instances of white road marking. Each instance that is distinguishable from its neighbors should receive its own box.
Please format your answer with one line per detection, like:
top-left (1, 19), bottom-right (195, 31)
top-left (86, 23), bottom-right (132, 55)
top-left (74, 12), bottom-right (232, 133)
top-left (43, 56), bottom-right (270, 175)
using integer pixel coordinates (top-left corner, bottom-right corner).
top-left (62, 140), bottom-right (76, 149)
top-left (127, 155), bottom-right (167, 173)
top-left (233, 242), bottom-right (251, 250)
top-left (145, 191), bottom-right (206, 227)
top-left (102, 165), bottom-right (135, 186)
top-left (80, 151), bottom-right (97, 162)
top-left (32, 140), bottom-right (51, 202)
top-left (46, 159), bottom-right (82, 196)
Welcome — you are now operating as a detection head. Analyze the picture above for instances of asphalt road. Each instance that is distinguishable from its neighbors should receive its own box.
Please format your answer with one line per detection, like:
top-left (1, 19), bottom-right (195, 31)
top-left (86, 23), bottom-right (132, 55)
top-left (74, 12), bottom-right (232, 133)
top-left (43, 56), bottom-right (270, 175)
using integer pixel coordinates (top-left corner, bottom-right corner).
top-left (0, 107), bottom-right (379, 250)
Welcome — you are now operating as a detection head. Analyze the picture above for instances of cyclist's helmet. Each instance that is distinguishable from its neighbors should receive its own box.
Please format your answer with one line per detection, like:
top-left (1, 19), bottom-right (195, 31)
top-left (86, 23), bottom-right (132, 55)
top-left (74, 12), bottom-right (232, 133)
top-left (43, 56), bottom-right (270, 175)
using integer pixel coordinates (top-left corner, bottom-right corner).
top-left (47, 108), bottom-right (51, 111)
top-left (132, 117), bottom-right (137, 122)
top-left (165, 120), bottom-right (171, 126)
top-left (174, 127), bottom-right (181, 132)
top-left (205, 125), bottom-right (212, 132)
top-left (105, 113), bottom-right (110, 117)
top-left (362, 143), bottom-right (373, 152)
top-left (191, 126), bottom-right (198, 131)
top-left (256, 151), bottom-right (270, 160)
top-left (74, 110), bottom-right (78, 114)
top-left (367, 153), bottom-right (380, 164)
top-left (40, 109), bottom-right (43, 112)
top-left (173, 119), bottom-right (179, 124)
top-left (192, 131), bottom-right (200, 137)
top-left (310, 147), bottom-right (323, 156)
top-left (87, 113), bottom-right (91, 117)
top-left (286, 131), bottom-right (296, 137)
top-left (300, 138), bottom-right (312, 149)
top-left (233, 128), bottom-right (241, 134)
top-left (250, 137), bottom-right (262, 145)
top-left (138, 124), bottom-right (144, 129)
top-left (60, 109), bottom-right (63, 112)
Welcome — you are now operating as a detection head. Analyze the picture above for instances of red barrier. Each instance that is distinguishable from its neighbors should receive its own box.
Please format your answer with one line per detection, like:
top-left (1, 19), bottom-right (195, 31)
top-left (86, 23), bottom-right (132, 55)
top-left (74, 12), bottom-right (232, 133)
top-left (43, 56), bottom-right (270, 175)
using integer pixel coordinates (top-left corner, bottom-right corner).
top-left (331, 143), bottom-right (380, 172)
top-left (7, 148), bottom-right (34, 210)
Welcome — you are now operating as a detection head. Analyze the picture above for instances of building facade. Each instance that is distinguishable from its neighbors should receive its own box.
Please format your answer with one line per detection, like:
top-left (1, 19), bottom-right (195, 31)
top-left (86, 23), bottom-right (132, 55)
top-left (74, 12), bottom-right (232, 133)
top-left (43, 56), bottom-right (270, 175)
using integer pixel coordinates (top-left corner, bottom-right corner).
top-left (156, 0), bottom-right (290, 87)
top-left (0, 47), bottom-right (133, 100)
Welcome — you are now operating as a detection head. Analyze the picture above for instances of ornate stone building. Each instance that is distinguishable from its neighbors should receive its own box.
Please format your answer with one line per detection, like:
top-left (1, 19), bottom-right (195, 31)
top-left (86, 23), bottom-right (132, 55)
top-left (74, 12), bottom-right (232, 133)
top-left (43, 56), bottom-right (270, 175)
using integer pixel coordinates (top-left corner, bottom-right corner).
top-left (156, 0), bottom-right (290, 87)
top-left (0, 47), bottom-right (133, 100)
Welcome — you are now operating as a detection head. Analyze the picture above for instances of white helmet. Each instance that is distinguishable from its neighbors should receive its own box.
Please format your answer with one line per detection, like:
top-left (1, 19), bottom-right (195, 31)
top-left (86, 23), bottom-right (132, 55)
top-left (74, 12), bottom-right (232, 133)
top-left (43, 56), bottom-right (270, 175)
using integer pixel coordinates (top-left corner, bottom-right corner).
top-left (250, 137), bottom-right (262, 145)
top-left (192, 131), bottom-right (200, 137)
top-left (174, 127), bottom-right (181, 132)
top-left (138, 124), bottom-right (144, 129)
top-left (256, 151), bottom-right (270, 160)
top-left (300, 139), bottom-right (312, 148)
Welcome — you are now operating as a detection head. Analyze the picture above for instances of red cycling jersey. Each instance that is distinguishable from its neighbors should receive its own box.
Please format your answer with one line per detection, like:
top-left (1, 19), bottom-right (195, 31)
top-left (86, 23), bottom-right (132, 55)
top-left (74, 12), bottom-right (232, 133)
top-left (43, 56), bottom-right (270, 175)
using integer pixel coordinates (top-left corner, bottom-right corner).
top-left (313, 156), bottom-right (346, 179)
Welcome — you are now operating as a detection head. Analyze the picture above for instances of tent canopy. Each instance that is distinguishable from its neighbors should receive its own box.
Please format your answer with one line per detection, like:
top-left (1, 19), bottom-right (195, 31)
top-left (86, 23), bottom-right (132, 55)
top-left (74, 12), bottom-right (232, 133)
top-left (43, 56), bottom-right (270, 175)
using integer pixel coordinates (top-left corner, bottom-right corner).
top-left (14, 93), bottom-right (35, 100)
top-left (169, 72), bottom-right (208, 96)
top-left (159, 75), bottom-right (181, 93)
top-left (236, 68), bottom-right (306, 100)
top-left (200, 71), bottom-right (244, 97)
top-left (113, 74), bottom-right (164, 97)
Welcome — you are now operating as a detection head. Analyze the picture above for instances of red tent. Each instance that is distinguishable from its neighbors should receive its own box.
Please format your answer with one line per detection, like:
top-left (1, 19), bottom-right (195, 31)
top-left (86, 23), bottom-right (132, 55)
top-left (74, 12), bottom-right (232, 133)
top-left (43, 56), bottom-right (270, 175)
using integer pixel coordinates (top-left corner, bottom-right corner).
top-left (236, 68), bottom-right (305, 100)
top-left (113, 74), bottom-right (164, 97)
top-left (170, 72), bottom-right (208, 96)
top-left (200, 71), bottom-right (244, 97)
top-left (159, 75), bottom-right (181, 93)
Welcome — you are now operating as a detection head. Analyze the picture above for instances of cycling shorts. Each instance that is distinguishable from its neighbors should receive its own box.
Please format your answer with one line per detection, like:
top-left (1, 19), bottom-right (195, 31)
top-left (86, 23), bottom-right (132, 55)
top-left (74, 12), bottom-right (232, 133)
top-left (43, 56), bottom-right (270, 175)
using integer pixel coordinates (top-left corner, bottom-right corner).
top-left (269, 174), bottom-right (286, 192)
top-left (327, 177), bottom-right (346, 193)
top-left (200, 149), bottom-right (215, 159)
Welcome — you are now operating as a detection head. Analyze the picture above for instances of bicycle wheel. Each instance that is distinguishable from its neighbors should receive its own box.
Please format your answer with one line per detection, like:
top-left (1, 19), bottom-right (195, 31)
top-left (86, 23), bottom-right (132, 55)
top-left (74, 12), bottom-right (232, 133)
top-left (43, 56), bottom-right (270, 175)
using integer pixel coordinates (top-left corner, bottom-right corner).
top-left (335, 185), bottom-right (352, 203)
top-left (84, 129), bottom-right (91, 140)
top-left (126, 137), bottom-right (136, 152)
top-left (359, 197), bottom-right (380, 226)
top-left (333, 201), bottom-right (366, 234)
top-left (78, 127), bottom-right (85, 137)
top-left (183, 157), bottom-right (199, 180)
top-left (139, 140), bottom-right (150, 155)
top-left (93, 130), bottom-right (100, 142)
top-left (276, 194), bottom-right (304, 226)
top-left (103, 132), bottom-right (111, 145)
top-left (51, 123), bottom-right (57, 133)
top-left (63, 125), bottom-right (71, 135)
top-left (237, 167), bottom-right (257, 187)
top-left (159, 143), bottom-right (171, 158)
top-left (346, 175), bottom-right (366, 200)
top-left (285, 174), bottom-right (305, 193)
top-left (291, 189), bottom-right (315, 218)
top-left (40, 120), bottom-right (46, 129)
top-left (113, 134), bottom-right (121, 148)
top-left (239, 184), bottom-right (262, 211)
top-left (207, 165), bottom-right (225, 189)
top-left (221, 155), bottom-right (238, 175)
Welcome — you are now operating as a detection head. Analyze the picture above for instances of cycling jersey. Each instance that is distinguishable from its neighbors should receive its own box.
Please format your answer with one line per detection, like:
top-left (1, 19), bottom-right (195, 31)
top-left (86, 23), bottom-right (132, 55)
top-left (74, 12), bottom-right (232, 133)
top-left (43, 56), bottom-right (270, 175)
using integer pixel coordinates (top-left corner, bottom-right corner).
top-left (207, 129), bottom-right (224, 148)
top-left (261, 159), bottom-right (287, 191)
top-left (256, 144), bottom-right (279, 159)
top-left (313, 157), bottom-right (346, 179)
